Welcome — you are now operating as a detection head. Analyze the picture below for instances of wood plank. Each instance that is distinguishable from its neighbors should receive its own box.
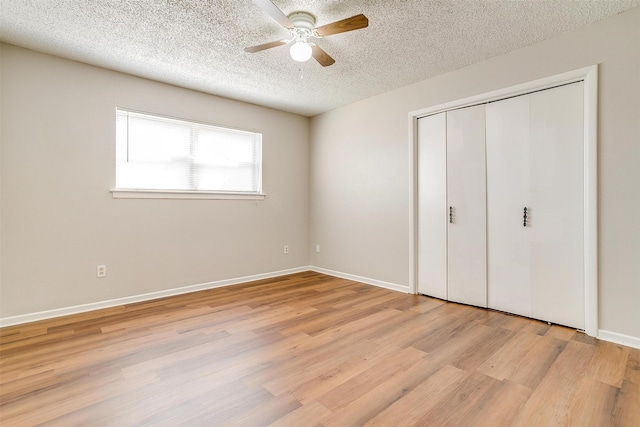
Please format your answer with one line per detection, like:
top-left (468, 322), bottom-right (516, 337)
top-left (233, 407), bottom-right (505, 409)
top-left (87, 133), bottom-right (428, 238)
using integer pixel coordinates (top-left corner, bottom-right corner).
top-left (262, 338), bottom-right (379, 397)
top-left (506, 335), bottom-right (567, 389)
top-left (412, 371), bottom-right (501, 425)
top-left (586, 340), bottom-right (630, 387)
top-left (544, 324), bottom-right (577, 341)
top-left (613, 348), bottom-right (640, 427)
top-left (268, 401), bottom-right (331, 427)
top-left (477, 330), bottom-right (567, 390)
top-left (316, 346), bottom-right (426, 411)
top-left (219, 394), bottom-right (301, 427)
top-left (319, 357), bottom-right (439, 426)
top-left (477, 330), bottom-right (541, 380)
top-left (364, 364), bottom-right (469, 426)
top-left (467, 380), bottom-right (532, 427)
top-left (450, 326), bottom-right (516, 371)
top-left (408, 296), bottom-right (447, 313)
top-left (567, 377), bottom-right (617, 426)
top-left (512, 340), bottom-right (597, 426)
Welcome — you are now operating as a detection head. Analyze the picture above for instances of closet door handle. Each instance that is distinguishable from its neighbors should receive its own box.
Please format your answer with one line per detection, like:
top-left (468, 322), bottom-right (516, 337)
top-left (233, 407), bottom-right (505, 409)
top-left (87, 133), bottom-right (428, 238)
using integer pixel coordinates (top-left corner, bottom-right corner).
top-left (523, 207), bottom-right (528, 227)
top-left (449, 206), bottom-right (453, 224)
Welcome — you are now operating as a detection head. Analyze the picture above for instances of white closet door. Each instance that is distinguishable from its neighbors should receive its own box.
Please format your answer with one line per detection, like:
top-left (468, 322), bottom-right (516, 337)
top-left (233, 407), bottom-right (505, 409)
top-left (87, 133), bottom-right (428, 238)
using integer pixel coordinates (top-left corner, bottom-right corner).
top-left (446, 105), bottom-right (487, 307)
top-left (486, 95), bottom-right (532, 317)
top-left (530, 82), bottom-right (585, 329)
top-left (417, 113), bottom-right (448, 299)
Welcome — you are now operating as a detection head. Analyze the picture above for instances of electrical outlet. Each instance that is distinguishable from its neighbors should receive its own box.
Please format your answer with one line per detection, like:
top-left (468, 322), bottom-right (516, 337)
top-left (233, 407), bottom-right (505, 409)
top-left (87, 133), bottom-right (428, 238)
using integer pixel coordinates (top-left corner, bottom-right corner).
top-left (315, 244), bottom-right (320, 253)
top-left (284, 245), bottom-right (289, 254)
top-left (97, 265), bottom-right (107, 278)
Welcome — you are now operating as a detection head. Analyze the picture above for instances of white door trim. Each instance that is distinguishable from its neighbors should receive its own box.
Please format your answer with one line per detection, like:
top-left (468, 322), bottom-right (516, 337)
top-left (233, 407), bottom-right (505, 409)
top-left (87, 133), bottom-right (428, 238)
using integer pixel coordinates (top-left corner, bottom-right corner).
top-left (408, 65), bottom-right (598, 337)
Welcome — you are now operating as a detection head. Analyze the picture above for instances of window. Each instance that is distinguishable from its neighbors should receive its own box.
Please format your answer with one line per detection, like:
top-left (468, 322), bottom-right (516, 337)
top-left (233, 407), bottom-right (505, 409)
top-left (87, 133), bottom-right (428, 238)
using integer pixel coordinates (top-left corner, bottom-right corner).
top-left (114, 109), bottom-right (263, 199)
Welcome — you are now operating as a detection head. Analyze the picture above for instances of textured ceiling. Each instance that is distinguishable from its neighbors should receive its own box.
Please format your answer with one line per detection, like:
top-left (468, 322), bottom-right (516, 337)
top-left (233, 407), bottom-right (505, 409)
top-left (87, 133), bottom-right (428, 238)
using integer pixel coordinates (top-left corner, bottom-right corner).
top-left (1, 1), bottom-right (638, 116)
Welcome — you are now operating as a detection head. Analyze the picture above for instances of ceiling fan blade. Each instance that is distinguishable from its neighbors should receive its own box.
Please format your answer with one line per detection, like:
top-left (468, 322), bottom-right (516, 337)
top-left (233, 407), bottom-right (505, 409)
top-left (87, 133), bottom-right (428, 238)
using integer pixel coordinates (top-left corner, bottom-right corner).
top-left (252, 0), bottom-right (294, 29)
top-left (245, 39), bottom-right (289, 53)
top-left (315, 14), bottom-right (368, 37)
top-left (311, 44), bottom-right (335, 67)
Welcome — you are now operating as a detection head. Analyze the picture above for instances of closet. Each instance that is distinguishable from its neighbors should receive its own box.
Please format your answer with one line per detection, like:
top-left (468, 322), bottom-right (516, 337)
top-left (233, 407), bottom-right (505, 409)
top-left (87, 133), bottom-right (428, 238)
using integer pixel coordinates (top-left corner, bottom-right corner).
top-left (417, 82), bottom-right (585, 329)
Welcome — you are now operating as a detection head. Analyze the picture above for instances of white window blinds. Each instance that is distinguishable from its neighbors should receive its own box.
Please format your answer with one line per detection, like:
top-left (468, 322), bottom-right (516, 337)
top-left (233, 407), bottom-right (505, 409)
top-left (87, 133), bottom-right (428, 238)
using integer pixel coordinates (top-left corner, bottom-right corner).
top-left (116, 109), bottom-right (262, 193)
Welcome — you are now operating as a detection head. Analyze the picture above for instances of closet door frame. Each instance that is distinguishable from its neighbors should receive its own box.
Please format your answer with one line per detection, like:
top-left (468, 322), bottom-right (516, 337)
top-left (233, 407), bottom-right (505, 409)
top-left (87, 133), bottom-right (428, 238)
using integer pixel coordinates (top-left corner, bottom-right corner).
top-left (409, 65), bottom-right (598, 337)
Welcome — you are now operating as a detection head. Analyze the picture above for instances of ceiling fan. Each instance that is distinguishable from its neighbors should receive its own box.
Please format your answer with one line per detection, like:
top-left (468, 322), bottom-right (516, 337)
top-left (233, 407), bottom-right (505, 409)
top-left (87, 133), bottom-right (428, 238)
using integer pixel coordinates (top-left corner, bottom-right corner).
top-left (245, 0), bottom-right (369, 67)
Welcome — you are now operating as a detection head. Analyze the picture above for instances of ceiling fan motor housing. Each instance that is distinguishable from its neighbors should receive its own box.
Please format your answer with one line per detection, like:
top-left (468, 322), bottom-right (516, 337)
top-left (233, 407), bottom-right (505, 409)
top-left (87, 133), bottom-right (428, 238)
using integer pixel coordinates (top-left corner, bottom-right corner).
top-left (288, 12), bottom-right (316, 31)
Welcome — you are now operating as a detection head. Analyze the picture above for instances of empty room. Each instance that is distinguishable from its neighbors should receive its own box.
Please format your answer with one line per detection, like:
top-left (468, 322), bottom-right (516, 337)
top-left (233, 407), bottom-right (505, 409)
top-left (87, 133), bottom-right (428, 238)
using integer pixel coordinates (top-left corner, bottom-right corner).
top-left (1, 0), bottom-right (639, 425)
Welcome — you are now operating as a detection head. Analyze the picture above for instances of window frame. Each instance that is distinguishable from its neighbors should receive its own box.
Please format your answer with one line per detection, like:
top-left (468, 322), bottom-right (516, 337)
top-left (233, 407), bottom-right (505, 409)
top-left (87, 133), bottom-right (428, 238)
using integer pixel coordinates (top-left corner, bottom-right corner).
top-left (111, 109), bottom-right (265, 200)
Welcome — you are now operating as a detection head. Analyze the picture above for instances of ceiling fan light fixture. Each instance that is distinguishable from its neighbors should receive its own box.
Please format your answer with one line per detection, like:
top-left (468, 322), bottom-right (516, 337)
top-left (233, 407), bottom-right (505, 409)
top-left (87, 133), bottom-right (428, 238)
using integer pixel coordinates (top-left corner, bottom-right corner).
top-left (290, 40), bottom-right (312, 62)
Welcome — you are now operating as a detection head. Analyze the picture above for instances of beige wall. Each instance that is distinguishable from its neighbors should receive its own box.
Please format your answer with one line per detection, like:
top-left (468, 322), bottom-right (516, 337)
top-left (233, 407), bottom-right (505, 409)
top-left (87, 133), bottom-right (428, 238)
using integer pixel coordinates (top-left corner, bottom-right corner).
top-left (0, 44), bottom-right (310, 318)
top-left (310, 8), bottom-right (640, 339)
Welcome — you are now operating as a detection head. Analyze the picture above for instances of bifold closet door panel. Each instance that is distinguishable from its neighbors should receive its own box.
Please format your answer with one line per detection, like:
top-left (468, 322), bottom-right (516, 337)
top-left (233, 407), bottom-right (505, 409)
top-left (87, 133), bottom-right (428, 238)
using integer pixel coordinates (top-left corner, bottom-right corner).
top-left (446, 105), bottom-right (487, 307)
top-left (417, 113), bottom-right (448, 299)
top-left (486, 95), bottom-right (533, 317)
top-left (530, 82), bottom-right (585, 329)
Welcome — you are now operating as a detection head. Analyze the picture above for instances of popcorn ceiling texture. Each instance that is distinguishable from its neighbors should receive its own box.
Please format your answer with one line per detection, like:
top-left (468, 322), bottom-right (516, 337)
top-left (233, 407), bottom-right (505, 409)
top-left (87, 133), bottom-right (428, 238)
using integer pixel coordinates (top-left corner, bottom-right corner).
top-left (0, 0), bottom-right (638, 116)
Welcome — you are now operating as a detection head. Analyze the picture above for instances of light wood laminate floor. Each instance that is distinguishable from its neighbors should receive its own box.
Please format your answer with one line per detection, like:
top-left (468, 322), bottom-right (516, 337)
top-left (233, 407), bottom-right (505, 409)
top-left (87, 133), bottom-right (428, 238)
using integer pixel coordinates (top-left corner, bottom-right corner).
top-left (1, 272), bottom-right (639, 426)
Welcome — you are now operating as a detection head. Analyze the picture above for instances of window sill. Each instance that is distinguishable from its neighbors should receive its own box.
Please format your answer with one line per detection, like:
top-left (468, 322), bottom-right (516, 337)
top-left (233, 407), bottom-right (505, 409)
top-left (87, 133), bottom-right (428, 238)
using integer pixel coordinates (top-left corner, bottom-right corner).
top-left (111, 189), bottom-right (266, 200)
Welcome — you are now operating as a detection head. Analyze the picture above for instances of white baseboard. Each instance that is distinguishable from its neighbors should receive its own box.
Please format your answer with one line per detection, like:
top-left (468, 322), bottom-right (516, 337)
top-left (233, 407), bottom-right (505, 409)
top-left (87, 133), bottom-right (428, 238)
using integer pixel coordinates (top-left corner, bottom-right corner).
top-left (310, 266), bottom-right (409, 293)
top-left (598, 329), bottom-right (640, 350)
top-left (0, 266), bottom-right (310, 328)
top-left (12, 266), bottom-right (635, 352)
